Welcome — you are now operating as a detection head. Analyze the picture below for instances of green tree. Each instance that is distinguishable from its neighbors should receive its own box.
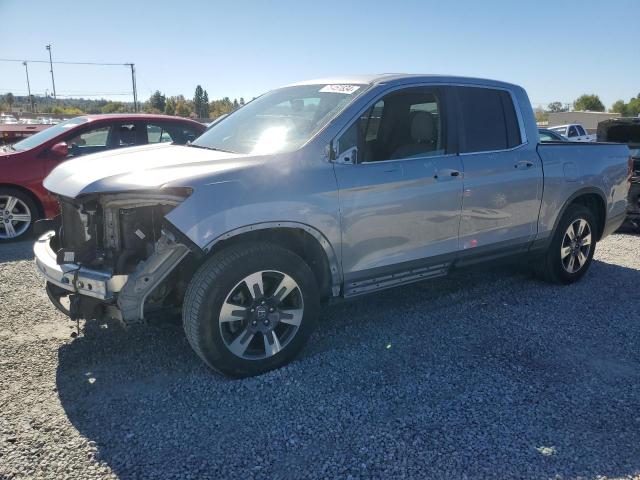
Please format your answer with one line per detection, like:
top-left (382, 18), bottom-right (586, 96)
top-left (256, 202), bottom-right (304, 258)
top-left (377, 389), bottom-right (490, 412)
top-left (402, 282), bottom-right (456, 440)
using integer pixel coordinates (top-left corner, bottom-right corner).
top-left (239, 97), bottom-right (245, 106)
top-left (4, 92), bottom-right (14, 111)
top-left (627, 97), bottom-right (640, 117)
top-left (193, 85), bottom-right (205, 118)
top-left (164, 97), bottom-right (176, 115)
top-left (611, 100), bottom-right (628, 116)
top-left (147, 90), bottom-right (166, 113)
top-left (547, 101), bottom-right (567, 113)
top-left (573, 94), bottom-right (605, 112)
top-left (101, 101), bottom-right (126, 113)
top-left (202, 90), bottom-right (210, 118)
top-left (174, 95), bottom-right (192, 117)
top-left (52, 106), bottom-right (84, 115)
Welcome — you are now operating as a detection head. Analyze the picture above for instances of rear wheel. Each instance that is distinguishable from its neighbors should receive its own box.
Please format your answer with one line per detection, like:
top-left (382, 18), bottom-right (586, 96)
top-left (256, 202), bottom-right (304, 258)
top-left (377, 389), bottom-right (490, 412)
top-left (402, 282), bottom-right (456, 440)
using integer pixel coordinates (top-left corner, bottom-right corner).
top-left (537, 204), bottom-right (596, 284)
top-left (0, 188), bottom-right (39, 242)
top-left (182, 242), bottom-right (320, 377)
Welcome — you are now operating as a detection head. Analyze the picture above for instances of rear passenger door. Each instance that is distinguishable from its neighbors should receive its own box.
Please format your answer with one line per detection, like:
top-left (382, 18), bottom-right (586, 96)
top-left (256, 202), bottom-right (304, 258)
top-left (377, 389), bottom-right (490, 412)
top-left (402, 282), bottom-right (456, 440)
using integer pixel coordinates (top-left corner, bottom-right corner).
top-left (455, 86), bottom-right (543, 253)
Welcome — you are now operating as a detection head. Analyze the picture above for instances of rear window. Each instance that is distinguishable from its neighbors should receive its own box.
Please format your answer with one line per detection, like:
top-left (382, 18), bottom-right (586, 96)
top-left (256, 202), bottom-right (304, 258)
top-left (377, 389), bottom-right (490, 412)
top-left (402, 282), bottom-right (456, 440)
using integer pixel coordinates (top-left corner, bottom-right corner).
top-left (458, 87), bottom-right (521, 153)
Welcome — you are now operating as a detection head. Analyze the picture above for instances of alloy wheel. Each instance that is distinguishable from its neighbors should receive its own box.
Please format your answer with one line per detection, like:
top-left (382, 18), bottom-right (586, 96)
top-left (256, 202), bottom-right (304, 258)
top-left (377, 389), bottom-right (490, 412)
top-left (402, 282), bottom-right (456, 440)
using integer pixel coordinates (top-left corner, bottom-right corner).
top-left (561, 218), bottom-right (592, 274)
top-left (218, 270), bottom-right (304, 360)
top-left (0, 195), bottom-right (32, 240)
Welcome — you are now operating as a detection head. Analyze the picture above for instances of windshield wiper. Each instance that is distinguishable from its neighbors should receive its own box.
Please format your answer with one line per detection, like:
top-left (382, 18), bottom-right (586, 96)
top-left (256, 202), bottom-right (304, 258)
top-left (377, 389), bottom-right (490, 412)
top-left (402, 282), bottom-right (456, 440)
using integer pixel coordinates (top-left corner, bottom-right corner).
top-left (188, 143), bottom-right (236, 154)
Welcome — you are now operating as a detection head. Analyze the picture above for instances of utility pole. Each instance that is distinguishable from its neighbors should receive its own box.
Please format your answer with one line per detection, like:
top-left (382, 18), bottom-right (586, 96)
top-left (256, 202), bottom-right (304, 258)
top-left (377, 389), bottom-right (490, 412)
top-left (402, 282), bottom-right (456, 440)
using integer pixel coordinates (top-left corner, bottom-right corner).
top-left (22, 61), bottom-right (34, 113)
top-left (45, 44), bottom-right (57, 101)
top-left (127, 63), bottom-right (138, 112)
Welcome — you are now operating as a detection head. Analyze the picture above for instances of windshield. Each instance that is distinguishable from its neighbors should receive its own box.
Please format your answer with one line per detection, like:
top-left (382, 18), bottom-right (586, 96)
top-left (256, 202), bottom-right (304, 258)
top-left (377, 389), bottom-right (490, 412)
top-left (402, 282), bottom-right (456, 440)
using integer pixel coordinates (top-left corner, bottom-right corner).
top-left (630, 147), bottom-right (640, 158)
top-left (12, 117), bottom-right (89, 151)
top-left (192, 84), bottom-right (364, 155)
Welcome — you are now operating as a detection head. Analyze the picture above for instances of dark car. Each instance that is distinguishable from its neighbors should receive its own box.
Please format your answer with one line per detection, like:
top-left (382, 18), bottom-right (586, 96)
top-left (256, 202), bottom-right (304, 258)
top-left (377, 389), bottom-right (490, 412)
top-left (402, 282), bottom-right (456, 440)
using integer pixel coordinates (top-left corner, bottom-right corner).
top-left (538, 128), bottom-right (568, 142)
top-left (597, 117), bottom-right (640, 229)
top-left (0, 114), bottom-right (205, 241)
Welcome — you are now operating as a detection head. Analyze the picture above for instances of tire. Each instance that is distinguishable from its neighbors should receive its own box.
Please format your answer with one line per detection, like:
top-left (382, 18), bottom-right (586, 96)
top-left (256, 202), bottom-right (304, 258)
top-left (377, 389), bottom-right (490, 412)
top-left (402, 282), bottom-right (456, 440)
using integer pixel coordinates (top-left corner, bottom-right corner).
top-left (183, 242), bottom-right (320, 377)
top-left (537, 204), bottom-right (597, 284)
top-left (0, 187), bottom-right (39, 242)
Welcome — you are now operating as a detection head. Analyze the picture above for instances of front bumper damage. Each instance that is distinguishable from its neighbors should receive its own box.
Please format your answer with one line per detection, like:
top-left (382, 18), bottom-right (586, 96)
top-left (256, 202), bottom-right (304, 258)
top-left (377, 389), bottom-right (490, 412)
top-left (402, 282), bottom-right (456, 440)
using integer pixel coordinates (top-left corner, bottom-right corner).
top-left (34, 231), bottom-right (189, 323)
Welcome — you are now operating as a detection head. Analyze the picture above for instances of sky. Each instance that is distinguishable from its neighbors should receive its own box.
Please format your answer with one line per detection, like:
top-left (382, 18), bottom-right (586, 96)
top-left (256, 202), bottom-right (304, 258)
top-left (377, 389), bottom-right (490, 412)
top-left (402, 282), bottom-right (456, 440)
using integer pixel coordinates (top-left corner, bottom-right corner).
top-left (1, 0), bottom-right (638, 109)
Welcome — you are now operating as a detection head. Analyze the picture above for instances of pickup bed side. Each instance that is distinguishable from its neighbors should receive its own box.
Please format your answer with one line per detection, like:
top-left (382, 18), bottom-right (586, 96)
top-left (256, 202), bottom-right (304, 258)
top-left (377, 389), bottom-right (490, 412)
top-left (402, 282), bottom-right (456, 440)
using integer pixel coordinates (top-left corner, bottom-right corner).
top-left (535, 142), bottom-right (630, 243)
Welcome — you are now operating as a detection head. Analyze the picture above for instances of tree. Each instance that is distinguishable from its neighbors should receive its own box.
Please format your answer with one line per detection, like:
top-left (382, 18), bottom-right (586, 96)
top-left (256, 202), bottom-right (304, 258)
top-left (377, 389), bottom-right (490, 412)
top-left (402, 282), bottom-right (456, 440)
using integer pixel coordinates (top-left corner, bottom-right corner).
top-left (611, 100), bottom-right (628, 116)
top-left (202, 90), bottom-right (210, 118)
top-left (174, 95), bottom-right (193, 117)
top-left (573, 94), bottom-right (605, 112)
top-left (101, 101), bottom-right (127, 114)
top-left (193, 85), bottom-right (206, 118)
top-left (4, 92), bottom-right (14, 111)
top-left (147, 90), bottom-right (166, 113)
top-left (239, 97), bottom-right (245, 106)
top-left (627, 97), bottom-right (640, 117)
top-left (547, 101), bottom-right (568, 113)
top-left (164, 97), bottom-right (176, 116)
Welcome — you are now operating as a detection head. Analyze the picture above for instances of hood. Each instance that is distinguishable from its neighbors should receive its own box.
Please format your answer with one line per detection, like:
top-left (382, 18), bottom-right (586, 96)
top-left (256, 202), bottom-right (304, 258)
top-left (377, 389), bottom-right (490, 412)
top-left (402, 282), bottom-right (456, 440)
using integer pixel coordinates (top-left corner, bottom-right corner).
top-left (43, 143), bottom-right (255, 198)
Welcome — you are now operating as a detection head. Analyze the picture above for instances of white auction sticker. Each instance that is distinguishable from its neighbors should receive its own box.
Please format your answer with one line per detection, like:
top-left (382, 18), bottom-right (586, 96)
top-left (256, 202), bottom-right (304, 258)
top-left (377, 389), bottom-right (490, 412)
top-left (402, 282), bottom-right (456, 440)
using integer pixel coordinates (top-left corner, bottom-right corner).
top-left (64, 251), bottom-right (75, 262)
top-left (319, 85), bottom-right (360, 94)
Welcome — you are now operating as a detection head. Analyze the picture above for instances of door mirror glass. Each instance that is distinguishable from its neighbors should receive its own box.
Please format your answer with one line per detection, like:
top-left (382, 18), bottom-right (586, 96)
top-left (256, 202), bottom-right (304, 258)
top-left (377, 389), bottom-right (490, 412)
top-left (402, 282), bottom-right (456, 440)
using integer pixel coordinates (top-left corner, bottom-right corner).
top-left (49, 142), bottom-right (68, 159)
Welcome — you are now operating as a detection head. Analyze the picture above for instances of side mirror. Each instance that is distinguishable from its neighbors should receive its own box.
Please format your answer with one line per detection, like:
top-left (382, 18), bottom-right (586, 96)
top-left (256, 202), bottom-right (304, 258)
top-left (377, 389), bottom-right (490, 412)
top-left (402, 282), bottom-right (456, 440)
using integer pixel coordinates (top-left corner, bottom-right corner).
top-left (336, 146), bottom-right (358, 164)
top-left (50, 142), bottom-right (69, 159)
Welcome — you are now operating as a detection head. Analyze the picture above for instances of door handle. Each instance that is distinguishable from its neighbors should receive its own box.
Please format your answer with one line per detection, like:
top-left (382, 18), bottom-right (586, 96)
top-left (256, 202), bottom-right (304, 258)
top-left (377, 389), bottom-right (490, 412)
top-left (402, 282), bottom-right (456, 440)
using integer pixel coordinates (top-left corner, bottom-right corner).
top-left (515, 161), bottom-right (534, 169)
top-left (433, 169), bottom-right (461, 179)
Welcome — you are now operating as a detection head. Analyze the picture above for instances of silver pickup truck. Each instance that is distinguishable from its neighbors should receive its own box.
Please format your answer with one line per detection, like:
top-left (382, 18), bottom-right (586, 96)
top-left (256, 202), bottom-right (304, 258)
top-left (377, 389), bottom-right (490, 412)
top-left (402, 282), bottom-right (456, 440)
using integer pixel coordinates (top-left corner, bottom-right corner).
top-left (34, 75), bottom-right (630, 377)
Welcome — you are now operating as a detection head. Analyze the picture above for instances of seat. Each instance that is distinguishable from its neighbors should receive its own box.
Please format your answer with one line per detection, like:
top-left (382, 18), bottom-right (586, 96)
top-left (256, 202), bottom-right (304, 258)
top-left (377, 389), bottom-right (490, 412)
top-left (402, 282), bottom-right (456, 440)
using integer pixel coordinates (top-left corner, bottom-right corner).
top-left (390, 111), bottom-right (437, 159)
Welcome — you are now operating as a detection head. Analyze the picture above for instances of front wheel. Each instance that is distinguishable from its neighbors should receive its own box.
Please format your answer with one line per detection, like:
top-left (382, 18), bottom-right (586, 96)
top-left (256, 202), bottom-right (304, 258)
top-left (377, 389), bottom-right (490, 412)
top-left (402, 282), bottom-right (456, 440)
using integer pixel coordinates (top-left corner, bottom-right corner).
top-left (0, 188), bottom-right (38, 242)
top-left (537, 204), bottom-right (596, 284)
top-left (182, 242), bottom-right (320, 377)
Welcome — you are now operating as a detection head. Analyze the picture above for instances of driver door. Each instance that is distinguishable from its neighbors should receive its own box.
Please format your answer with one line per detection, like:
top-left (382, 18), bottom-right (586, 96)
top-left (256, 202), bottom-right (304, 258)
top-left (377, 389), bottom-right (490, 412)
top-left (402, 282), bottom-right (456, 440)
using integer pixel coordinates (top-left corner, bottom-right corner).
top-left (332, 85), bottom-right (463, 295)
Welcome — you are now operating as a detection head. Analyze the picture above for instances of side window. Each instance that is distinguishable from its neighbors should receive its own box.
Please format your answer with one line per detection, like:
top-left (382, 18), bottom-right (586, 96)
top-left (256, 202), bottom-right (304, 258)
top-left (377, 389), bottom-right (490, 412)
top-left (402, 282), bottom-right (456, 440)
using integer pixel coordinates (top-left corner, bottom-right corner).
top-left (458, 87), bottom-right (522, 153)
top-left (147, 124), bottom-right (173, 144)
top-left (336, 87), bottom-right (446, 163)
top-left (115, 123), bottom-right (137, 147)
top-left (576, 125), bottom-right (586, 136)
top-left (66, 125), bottom-right (111, 157)
top-left (568, 125), bottom-right (579, 137)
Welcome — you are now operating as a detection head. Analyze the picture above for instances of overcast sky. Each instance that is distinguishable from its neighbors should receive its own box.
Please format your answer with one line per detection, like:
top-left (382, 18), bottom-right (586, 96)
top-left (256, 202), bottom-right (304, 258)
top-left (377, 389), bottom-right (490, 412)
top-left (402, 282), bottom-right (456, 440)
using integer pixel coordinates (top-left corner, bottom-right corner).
top-left (1, 0), bottom-right (638, 109)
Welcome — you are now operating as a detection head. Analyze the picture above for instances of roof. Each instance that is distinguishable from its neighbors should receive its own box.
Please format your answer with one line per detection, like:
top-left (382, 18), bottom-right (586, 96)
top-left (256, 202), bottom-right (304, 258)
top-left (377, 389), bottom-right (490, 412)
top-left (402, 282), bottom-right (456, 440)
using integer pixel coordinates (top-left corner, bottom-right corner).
top-left (285, 74), bottom-right (520, 90)
top-left (81, 113), bottom-right (204, 126)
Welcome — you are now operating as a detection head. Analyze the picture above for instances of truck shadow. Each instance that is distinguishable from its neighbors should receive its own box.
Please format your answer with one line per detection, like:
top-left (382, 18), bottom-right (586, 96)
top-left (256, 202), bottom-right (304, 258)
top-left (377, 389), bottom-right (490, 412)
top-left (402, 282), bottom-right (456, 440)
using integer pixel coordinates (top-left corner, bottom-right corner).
top-left (55, 259), bottom-right (640, 479)
top-left (0, 239), bottom-right (34, 263)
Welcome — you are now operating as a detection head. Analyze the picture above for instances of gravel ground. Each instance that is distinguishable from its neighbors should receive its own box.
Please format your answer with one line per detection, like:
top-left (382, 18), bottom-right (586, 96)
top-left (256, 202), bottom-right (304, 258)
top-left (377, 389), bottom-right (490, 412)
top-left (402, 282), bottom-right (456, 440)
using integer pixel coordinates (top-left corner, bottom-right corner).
top-left (1, 234), bottom-right (639, 480)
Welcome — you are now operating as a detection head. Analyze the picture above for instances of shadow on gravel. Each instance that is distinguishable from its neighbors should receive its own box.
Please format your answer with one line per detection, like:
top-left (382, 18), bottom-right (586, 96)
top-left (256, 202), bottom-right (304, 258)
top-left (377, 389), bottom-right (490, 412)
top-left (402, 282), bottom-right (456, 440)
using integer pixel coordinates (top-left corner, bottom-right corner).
top-left (56, 260), bottom-right (640, 479)
top-left (0, 239), bottom-right (34, 263)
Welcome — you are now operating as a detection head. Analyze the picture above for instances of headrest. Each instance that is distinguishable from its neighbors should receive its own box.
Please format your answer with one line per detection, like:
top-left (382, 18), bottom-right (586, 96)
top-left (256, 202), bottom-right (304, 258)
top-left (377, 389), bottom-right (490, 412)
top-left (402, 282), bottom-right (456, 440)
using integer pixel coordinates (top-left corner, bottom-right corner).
top-left (411, 111), bottom-right (435, 143)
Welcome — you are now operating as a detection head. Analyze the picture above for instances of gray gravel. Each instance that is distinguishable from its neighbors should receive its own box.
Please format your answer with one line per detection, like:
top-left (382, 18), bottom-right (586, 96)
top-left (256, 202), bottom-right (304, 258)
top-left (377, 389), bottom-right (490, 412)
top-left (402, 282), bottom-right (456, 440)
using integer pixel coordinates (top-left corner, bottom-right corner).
top-left (1, 234), bottom-right (640, 479)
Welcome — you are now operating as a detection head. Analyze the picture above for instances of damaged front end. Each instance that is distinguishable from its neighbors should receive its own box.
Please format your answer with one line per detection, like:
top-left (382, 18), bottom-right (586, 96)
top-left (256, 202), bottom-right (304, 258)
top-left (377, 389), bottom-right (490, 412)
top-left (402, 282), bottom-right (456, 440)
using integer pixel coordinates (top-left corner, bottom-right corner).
top-left (34, 190), bottom-right (197, 324)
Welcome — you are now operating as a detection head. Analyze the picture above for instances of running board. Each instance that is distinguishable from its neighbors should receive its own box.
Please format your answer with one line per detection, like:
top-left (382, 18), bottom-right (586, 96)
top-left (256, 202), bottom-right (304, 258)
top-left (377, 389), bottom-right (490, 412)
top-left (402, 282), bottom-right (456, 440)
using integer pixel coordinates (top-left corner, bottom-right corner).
top-left (344, 263), bottom-right (450, 298)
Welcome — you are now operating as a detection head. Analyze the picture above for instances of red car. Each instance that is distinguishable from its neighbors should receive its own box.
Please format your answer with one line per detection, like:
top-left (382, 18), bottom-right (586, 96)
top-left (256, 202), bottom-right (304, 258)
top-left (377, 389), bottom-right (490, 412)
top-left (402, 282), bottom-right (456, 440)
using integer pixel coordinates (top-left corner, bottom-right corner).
top-left (0, 114), bottom-right (205, 241)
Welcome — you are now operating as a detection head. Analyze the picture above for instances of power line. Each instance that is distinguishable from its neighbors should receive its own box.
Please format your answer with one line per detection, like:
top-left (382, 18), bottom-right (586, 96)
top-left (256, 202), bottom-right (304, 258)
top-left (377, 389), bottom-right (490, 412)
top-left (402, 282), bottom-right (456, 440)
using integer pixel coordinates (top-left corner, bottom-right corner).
top-left (1, 57), bottom-right (139, 111)
top-left (0, 58), bottom-right (132, 66)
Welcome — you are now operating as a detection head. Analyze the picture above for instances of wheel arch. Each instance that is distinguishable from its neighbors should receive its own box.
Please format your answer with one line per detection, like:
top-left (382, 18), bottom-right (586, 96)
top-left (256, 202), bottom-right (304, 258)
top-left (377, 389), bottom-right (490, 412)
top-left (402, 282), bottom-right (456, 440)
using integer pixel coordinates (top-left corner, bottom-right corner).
top-left (0, 183), bottom-right (44, 218)
top-left (203, 222), bottom-right (342, 299)
top-left (553, 187), bottom-right (607, 241)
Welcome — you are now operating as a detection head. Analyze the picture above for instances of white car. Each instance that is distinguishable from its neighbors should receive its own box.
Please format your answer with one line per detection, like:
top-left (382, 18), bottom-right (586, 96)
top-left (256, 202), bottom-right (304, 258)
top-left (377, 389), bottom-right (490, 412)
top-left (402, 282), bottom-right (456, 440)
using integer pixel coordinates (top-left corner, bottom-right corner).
top-left (548, 124), bottom-right (596, 142)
